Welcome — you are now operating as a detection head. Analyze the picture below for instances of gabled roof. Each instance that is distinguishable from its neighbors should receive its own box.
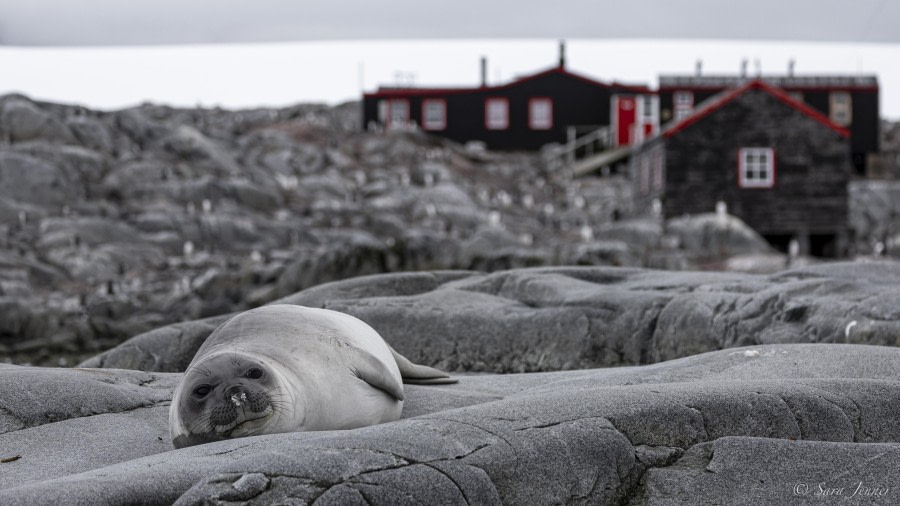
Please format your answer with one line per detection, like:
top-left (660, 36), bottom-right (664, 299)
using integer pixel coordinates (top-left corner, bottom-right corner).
top-left (364, 66), bottom-right (651, 99)
top-left (663, 79), bottom-right (850, 138)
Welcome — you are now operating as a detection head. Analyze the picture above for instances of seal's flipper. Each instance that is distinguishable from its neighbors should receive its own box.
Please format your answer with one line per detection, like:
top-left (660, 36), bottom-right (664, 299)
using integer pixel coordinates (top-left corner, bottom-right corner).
top-left (350, 348), bottom-right (406, 401)
top-left (390, 346), bottom-right (458, 385)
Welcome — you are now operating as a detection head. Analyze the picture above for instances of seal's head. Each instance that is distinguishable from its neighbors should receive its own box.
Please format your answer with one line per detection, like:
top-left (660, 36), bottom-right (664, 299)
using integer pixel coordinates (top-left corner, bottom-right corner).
top-left (170, 351), bottom-right (292, 449)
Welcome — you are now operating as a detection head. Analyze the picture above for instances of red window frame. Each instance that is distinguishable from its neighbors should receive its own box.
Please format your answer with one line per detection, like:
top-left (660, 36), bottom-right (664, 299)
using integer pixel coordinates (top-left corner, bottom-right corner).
top-left (421, 99), bottom-right (447, 131)
top-left (484, 97), bottom-right (509, 130)
top-left (528, 97), bottom-right (553, 130)
top-left (737, 147), bottom-right (776, 189)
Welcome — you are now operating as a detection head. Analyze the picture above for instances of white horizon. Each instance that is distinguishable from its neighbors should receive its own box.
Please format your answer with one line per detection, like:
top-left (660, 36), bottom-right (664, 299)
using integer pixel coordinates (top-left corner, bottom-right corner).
top-left (1, 38), bottom-right (898, 119)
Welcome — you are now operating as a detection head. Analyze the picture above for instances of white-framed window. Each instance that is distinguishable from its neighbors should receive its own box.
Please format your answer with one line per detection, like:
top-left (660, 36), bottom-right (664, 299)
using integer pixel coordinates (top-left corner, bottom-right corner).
top-left (485, 97), bottom-right (509, 130)
top-left (421, 99), bottom-right (447, 130)
top-left (387, 99), bottom-right (410, 128)
top-left (642, 95), bottom-right (655, 119)
top-left (738, 147), bottom-right (775, 189)
top-left (673, 91), bottom-right (694, 121)
top-left (830, 91), bottom-right (852, 126)
top-left (528, 97), bottom-right (553, 130)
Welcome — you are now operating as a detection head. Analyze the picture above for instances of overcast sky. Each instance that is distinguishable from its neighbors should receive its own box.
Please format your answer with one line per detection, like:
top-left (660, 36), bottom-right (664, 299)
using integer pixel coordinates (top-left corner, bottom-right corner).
top-left (0, 0), bottom-right (897, 46)
top-left (0, 2), bottom-right (898, 118)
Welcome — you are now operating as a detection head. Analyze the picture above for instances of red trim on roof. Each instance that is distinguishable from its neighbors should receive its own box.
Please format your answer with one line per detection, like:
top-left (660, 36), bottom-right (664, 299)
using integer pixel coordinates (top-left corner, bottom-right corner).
top-left (663, 80), bottom-right (850, 138)
top-left (364, 66), bottom-right (651, 99)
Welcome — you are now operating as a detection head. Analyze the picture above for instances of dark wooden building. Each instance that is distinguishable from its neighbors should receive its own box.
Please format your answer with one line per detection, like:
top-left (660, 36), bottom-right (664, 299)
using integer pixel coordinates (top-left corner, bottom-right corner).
top-left (658, 73), bottom-right (878, 175)
top-left (631, 79), bottom-right (852, 256)
top-left (363, 56), bottom-right (655, 151)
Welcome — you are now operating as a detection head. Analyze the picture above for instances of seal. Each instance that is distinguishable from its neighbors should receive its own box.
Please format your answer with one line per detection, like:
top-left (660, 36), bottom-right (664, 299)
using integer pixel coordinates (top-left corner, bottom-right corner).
top-left (169, 304), bottom-right (455, 448)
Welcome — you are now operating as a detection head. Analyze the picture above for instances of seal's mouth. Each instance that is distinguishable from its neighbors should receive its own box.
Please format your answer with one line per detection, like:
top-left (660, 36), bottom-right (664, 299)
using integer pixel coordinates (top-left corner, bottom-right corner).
top-left (213, 405), bottom-right (274, 437)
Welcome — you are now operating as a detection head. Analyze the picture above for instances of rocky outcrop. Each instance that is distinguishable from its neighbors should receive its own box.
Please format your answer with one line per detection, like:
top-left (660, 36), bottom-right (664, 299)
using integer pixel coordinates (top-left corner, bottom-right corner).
top-left (849, 179), bottom-right (900, 256)
top-left (82, 261), bottom-right (900, 373)
top-left (0, 94), bottom-right (782, 367)
top-left (3, 344), bottom-right (900, 504)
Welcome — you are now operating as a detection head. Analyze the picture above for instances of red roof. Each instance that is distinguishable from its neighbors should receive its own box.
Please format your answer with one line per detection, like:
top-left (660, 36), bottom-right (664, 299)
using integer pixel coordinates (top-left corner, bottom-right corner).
top-left (663, 79), bottom-right (850, 138)
top-left (364, 66), bottom-right (651, 99)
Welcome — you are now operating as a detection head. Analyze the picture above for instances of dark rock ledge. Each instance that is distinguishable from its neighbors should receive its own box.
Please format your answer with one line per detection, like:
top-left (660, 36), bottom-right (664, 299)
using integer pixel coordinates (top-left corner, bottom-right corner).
top-left (1, 344), bottom-right (899, 504)
top-left (83, 261), bottom-right (900, 373)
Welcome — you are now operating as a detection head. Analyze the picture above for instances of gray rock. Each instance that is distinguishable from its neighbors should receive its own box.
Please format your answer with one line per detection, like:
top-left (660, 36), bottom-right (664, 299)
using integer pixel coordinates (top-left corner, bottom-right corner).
top-left (574, 240), bottom-right (640, 266)
top-left (0, 197), bottom-right (46, 228)
top-left (0, 94), bottom-right (895, 371)
top-left (0, 152), bottom-right (73, 208)
top-left (66, 116), bottom-right (115, 154)
top-left (84, 262), bottom-right (900, 373)
top-left (38, 216), bottom-right (143, 249)
top-left (635, 437), bottom-right (900, 505)
top-left (849, 179), bottom-right (900, 256)
top-left (78, 315), bottom-right (230, 372)
top-left (0, 97), bottom-right (76, 144)
top-left (113, 108), bottom-right (171, 149)
top-left (4, 344), bottom-right (900, 504)
top-left (666, 212), bottom-right (774, 259)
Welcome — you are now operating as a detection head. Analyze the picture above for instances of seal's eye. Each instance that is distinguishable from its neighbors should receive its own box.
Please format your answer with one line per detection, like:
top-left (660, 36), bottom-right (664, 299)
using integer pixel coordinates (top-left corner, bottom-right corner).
top-left (246, 368), bottom-right (263, 380)
top-left (192, 385), bottom-right (212, 398)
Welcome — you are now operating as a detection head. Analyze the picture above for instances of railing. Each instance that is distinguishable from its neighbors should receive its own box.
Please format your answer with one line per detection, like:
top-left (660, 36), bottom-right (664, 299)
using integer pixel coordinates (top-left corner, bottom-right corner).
top-left (544, 125), bottom-right (613, 173)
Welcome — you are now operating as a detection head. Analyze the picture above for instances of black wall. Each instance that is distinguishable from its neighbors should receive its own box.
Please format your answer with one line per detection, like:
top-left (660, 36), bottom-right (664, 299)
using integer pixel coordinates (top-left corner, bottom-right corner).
top-left (798, 89), bottom-right (879, 174)
top-left (364, 70), bottom-right (641, 151)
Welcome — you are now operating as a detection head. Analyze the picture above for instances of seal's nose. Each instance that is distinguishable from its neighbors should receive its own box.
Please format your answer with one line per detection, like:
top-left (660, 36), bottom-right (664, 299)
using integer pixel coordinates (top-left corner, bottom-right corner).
top-left (224, 386), bottom-right (249, 407)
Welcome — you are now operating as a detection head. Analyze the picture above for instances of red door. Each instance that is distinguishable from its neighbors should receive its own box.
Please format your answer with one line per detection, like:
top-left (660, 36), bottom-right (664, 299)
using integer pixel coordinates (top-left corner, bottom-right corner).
top-left (614, 96), bottom-right (636, 147)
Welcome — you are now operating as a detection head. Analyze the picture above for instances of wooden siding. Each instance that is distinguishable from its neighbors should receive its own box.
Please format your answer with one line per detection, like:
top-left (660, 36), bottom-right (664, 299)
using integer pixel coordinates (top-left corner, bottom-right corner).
top-left (659, 88), bottom-right (851, 235)
top-left (659, 81), bottom-right (878, 175)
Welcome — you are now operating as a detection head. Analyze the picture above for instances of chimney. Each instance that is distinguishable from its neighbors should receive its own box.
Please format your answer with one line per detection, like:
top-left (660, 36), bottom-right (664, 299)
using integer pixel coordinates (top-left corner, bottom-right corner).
top-left (788, 59), bottom-right (795, 77)
top-left (695, 59), bottom-right (702, 77)
top-left (480, 56), bottom-right (487, 87)
top-left (740, 59), bottom-right (748, 78)
top-left (558, 40), bottom-right (566, 68)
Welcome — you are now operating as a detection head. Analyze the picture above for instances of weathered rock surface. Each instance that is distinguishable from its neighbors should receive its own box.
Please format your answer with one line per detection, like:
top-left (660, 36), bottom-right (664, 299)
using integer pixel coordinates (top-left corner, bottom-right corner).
top-left (1, 93), bottom-right (784, 367)
top-left (850, 179), bottom-right (900, 256)
top-left (4, 344), bottom-right (900, 504)
top-left (83, 261), bottom-right (900, 373)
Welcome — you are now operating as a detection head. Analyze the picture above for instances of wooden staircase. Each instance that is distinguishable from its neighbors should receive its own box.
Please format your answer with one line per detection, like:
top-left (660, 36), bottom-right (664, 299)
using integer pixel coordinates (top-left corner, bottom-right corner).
top-left (544, 126), bottom-right (632, 177)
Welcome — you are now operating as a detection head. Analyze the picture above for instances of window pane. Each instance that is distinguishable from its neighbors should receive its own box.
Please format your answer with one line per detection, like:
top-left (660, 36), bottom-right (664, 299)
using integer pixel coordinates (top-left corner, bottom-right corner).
top-left (830, 92), bottom-right (852, 126)
top-left (740, 147), bottom-right (774, 188)
top-left (390, 100), bottom-right (408, 124)
top-left (422, 100), bottom-right (446, 130)
top-left (529, 98), bottom-right (552, 130)
top-left (486, 99), bottom-right (508, 129)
